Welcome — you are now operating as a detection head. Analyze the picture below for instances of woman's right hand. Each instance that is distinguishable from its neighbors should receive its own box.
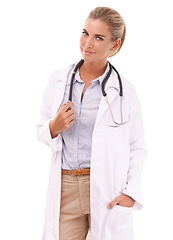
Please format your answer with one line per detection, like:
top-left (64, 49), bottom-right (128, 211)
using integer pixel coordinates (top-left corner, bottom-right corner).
top-left (49, 102), bottom-right (75, 139)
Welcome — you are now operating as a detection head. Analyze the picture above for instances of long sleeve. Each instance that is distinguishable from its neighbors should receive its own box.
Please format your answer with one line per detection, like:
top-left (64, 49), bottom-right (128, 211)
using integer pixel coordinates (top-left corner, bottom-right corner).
top-left (36, 74), bottom-right (62, 153)
top-left (123, 86), bottom-right (147, 210)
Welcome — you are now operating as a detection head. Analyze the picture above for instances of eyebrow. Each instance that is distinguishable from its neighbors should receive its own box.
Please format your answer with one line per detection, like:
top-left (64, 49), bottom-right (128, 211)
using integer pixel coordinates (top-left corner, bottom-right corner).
top-left (83, 29), bottom-right (106, 38)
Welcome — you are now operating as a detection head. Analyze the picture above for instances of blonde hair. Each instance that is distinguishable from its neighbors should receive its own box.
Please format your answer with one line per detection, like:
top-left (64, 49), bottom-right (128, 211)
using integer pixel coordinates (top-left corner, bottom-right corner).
top-left (87, 7), bottom-right (126, 56)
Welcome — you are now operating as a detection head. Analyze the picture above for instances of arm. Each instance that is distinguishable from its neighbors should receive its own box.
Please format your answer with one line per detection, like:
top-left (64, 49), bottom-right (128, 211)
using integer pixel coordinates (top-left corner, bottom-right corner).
top-left (36, 73), bottom-right (75, 153)
top-left (36, 77), bottom-right (62, 152)
top-left (108, 86), bottom-right (147, 210)
top-left (122, 86), bottom-right (147, 210)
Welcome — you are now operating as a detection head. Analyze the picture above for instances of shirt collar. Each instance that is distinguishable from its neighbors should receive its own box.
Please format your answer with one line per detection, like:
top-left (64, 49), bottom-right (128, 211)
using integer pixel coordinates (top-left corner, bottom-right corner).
top-left (66, 62), bottom-right (110, 86)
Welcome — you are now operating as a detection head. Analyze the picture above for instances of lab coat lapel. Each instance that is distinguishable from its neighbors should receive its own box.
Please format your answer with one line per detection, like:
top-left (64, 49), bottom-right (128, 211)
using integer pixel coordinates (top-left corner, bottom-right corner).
top-left (52, 64), bottom-right (74, 116)
top-left (52, 81), bottom-right (66, 116)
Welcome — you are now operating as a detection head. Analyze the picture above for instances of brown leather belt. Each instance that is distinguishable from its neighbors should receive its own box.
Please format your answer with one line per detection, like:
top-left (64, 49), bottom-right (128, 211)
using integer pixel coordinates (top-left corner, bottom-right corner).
top-left (62, 168), bottom-right (90, 176)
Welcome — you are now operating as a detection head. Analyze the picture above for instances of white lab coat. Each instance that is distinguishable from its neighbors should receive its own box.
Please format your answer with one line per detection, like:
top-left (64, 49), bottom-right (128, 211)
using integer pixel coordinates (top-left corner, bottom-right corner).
top-left (36, 61), bottom-right (147, 240)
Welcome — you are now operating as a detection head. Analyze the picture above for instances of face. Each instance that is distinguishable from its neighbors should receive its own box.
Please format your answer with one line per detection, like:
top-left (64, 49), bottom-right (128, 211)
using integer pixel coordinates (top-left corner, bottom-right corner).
top-left (80, 18), bottom-right (119, 64)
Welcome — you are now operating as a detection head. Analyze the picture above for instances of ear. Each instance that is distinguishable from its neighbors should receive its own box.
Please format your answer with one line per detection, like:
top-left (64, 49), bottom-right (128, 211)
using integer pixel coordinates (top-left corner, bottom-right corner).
top-left (108, 38), bottom-right (121, 58)
top-left (111, 38), bottom-right (121, 52)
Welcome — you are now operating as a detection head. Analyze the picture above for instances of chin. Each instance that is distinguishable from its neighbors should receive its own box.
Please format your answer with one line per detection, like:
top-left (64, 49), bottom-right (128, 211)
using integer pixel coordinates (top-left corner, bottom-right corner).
top-left (81, 55), bottom-right (96, 63)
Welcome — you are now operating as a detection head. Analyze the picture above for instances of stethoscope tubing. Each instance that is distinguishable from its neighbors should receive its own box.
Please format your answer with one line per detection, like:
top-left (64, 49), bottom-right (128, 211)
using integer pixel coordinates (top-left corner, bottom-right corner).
top-left (68, 59), bottom-right (84, 102)
top-left (68, 59), bottom-right (123, 102)
top-left (68, 59), bottom-right (127, 127)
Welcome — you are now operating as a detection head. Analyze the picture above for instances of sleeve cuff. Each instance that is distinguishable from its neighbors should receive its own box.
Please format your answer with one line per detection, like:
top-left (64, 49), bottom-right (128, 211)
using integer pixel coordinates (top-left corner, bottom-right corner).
top-left (37, 120), bottom-right (62, 152)
top-left (123, 183), bottom-right (144, 210)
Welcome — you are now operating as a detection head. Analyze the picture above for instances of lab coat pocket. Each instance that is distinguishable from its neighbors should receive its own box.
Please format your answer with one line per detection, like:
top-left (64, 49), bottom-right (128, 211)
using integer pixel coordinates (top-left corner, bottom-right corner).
top-left (110, 205), bottom-right (134, 240)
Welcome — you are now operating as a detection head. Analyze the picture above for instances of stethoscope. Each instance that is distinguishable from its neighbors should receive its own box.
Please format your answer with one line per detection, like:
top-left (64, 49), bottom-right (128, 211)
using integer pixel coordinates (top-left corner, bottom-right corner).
top-left (68, 59), bottom-right (128, 127)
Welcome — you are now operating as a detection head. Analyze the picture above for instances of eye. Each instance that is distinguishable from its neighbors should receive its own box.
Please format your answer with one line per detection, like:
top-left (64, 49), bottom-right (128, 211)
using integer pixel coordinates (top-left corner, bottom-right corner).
top-left (82, 31), bottom-right (89, 36)
top-left (96, 36), bottom-right (104, 41)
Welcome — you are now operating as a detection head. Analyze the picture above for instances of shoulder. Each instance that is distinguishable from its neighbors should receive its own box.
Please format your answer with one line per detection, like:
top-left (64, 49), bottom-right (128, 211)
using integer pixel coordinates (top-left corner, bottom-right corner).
top-left (120, 75), bottom-right (141, 108)
top-left (42, 62), bottom-right (76, 97)
top-left (120, 75), bottom-right (138, 96)
top-left (120, 75), bottom-right (134, 92)
top-left (48, 62), bottom-right (75, 84)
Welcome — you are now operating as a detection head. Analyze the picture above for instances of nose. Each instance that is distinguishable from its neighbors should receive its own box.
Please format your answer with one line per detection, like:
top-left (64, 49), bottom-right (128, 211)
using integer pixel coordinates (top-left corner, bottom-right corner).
top-left (85, 37), bottom-right (93, 48)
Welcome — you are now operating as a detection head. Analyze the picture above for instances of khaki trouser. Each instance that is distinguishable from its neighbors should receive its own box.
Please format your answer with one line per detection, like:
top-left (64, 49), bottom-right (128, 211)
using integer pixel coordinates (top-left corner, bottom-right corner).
top-left (59, 174), bottom-right (91, 240)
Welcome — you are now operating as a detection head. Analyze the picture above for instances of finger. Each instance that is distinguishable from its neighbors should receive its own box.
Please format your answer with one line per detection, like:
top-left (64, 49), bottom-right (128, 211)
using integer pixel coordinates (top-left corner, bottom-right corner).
top-left (68, 113), bottom-right (75, 122)
top-left (63, 102), bottom-right (74, 112)
top-left (66, 107), bottom-right (75, 116)
top-left (108, 197), bottom-right (120, 209)
top-left (64, 101), bottom-right (74, 106)
top-left (68, 119), bottom-right (75, 128)
top-left (64, 117), bottom-right (75, 130)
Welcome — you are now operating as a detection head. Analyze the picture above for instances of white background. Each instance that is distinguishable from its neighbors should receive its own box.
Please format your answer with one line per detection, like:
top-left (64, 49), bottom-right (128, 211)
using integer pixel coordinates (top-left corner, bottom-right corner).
top-left (0, 0), bottom-right (173, 239)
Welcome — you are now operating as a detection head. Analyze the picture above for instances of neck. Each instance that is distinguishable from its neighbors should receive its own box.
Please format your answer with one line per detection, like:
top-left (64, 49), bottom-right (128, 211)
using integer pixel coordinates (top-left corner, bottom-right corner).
top-left (80, 60), bottom-right (108, 81)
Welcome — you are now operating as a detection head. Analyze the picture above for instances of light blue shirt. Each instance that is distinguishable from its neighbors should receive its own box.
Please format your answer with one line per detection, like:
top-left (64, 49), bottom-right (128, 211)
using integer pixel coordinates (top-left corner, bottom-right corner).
top-left (61, 64), bottom-right (109, 170)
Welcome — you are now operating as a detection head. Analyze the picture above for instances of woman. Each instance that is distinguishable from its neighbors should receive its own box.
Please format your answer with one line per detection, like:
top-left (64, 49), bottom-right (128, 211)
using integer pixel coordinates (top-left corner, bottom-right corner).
top-left (36, 6), bottom-right (146, 240)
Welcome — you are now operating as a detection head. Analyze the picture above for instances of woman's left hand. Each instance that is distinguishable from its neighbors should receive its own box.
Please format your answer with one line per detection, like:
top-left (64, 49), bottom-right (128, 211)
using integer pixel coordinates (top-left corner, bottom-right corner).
top-left (108, 194), bottom-right (135, 209)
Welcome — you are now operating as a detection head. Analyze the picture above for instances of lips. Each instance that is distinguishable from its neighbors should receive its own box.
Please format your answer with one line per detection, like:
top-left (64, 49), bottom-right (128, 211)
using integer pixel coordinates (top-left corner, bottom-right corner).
top-left (83, 49), bottom-right (95, 55)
